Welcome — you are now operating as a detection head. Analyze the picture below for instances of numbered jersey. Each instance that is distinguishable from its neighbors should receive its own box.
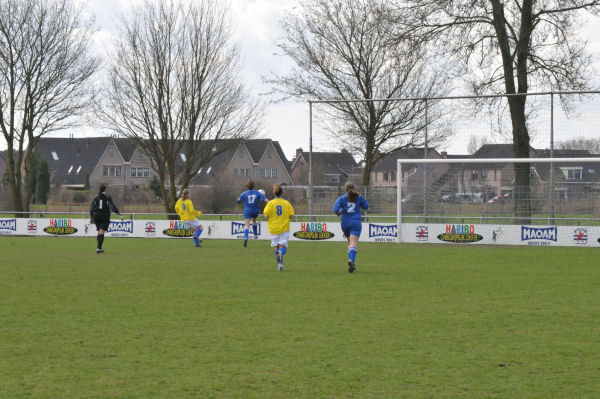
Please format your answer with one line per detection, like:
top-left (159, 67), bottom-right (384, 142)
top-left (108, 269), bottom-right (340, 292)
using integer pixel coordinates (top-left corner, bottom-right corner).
top-left (238, 190), bottom-right (266, 213)
top-left (264, 198), bottom-right (295, 235)
top-left (333, 193), bottom-right (369, 224)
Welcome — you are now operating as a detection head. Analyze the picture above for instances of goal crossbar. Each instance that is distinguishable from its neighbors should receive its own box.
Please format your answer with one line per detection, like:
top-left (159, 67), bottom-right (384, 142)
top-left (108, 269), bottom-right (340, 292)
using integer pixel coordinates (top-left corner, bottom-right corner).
top-left (395, 157), bottom-right (600, 243)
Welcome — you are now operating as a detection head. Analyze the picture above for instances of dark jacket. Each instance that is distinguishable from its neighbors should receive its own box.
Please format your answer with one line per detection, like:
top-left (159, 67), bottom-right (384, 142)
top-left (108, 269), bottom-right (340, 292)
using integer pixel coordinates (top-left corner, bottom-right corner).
top-left (90, 193), bottom-right (120, 219)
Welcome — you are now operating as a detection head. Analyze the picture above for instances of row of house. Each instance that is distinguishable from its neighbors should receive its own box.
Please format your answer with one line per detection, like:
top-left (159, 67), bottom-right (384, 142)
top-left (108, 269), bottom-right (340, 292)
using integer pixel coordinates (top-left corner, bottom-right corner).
top-left (1, 138), bottom-right (599, 202)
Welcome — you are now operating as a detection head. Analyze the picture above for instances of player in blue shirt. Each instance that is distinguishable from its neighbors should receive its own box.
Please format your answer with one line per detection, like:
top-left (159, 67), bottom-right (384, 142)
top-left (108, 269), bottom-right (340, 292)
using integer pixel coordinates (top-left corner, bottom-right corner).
top-left (236, 179), bottom-right (268, 247)
top-left (333, 182), bottom-right (369, 273)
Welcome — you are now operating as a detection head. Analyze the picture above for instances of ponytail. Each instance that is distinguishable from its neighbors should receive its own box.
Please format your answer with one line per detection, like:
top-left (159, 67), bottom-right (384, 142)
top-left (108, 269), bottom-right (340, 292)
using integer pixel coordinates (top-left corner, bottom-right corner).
top-left (181, 188), bottom-right (190, 199)
top-left (246, 179), bottom-right (255, 190)
top-left (345, 182), bottom-right (359, 201)
top-left (273, 183), bottom-right (283, 197)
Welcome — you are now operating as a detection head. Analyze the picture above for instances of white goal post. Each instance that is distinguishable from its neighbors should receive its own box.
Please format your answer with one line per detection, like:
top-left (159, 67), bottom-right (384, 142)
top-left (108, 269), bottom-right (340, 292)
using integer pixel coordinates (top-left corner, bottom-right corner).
top-left (396, 157), bottom-right (600, 244)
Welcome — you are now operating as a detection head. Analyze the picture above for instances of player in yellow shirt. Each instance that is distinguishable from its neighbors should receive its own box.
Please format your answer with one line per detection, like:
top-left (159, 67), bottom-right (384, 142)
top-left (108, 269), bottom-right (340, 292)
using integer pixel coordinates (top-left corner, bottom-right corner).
top-left (263, 183), bottom-right (295, 271)
top-left (175, 188), bottom-right (203, 247)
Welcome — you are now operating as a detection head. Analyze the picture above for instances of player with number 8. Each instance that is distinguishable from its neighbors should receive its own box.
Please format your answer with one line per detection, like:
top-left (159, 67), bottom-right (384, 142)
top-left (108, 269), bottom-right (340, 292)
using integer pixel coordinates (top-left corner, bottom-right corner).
top-left (263, 183), bottom-right (294, 271)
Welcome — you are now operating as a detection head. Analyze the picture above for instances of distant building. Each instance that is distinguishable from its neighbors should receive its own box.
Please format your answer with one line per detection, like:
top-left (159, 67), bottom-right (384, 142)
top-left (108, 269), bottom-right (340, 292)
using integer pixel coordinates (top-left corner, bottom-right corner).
top-left (290, 148), bottom-right (357, 186)
top-left (35, 136), bottom-right (294, 190)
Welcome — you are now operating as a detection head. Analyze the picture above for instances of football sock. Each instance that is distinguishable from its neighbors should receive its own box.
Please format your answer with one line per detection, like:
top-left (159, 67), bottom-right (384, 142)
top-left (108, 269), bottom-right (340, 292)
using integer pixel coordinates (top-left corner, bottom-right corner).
top-left (195, 228), bottom-right (203, 238)
top-left (252, 224), bottom-right (257, 236)
top-left (348, 246), bottom-right (357, 263)
top-left (97, 234), bottom-right (104, 249)
top-left (244, 228), bottom-right (249, 240)
top-left (279, 247), bottom-right (287, 256)
top-left (193, 236), bottom-right (199, 246)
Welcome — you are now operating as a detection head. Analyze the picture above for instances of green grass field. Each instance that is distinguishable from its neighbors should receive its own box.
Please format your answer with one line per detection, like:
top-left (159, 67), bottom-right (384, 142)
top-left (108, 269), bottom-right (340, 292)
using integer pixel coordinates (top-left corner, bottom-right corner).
top-left (1, 237), bottom-right (599, 398)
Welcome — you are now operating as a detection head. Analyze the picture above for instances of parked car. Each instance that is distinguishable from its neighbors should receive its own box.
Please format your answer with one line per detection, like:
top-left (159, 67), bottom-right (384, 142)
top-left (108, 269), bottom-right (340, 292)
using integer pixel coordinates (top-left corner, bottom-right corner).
top-left (487, 192), bottom-right (512, 204)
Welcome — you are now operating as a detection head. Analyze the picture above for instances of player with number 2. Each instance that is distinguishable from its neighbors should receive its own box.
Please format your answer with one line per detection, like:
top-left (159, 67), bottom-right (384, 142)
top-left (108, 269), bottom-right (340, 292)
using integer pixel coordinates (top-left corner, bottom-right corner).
top-left (333, 182), bottom-right (369, 273)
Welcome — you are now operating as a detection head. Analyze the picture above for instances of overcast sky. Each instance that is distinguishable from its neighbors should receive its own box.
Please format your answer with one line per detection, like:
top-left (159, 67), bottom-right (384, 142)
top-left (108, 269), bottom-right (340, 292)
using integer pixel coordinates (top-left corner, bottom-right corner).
top-left (2, 0), bottom-right (600, 157)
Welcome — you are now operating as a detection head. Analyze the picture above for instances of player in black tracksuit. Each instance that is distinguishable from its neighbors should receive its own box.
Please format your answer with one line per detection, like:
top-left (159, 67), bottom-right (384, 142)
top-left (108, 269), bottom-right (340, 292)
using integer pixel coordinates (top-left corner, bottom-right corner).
top-left (89, 184), bottom-right (122, 254)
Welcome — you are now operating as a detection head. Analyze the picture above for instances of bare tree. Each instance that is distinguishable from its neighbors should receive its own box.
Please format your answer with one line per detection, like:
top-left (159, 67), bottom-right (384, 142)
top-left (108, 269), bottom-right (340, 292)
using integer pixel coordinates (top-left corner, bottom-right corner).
top-left (0, 0), bottom-right (99, 214)
top-left (467, 134), bottom-right (495, 154)
top-left (268, 0), bottom-right (450, 186)
top-left (101, 0), bottom-right (261, 213)
top-left (557, 137), bottom-right (600, 155)
top-left (398, 0), bottom-right (600, 222)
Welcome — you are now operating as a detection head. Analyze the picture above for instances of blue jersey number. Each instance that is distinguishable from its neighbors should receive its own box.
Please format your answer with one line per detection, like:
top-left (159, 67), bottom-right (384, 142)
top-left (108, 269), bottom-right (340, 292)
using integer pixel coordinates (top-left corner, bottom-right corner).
top-left (347, 202), bottom-right (356, 213)
top-left (276, 205), bottom-right (283, 215)
top-left (248, 194), bottom-right (256, 204)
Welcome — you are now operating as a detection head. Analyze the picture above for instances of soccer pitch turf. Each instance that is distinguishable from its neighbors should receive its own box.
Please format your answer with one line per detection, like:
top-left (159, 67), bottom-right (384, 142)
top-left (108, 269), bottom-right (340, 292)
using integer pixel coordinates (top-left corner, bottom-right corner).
top-left (1, 237), bottom-right (599, 398)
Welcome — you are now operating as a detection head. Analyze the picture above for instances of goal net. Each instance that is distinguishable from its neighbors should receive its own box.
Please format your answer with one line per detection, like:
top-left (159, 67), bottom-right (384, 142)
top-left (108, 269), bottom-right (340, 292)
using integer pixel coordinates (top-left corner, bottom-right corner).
top-left (396, 157), bottom-right (600, 246)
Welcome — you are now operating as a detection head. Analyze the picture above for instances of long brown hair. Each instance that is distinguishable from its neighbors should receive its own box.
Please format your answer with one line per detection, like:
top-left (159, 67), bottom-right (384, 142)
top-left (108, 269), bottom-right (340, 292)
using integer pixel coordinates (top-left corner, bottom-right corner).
top-left (345, 182), bottom-right (359, 201)
top-left (246, 179), bottom-right (255, 190)
top-left (180, 188), bottom-right (190, 199)
top-left (99, 184), bottom-right (106, 198)
top-left (273, 183), bottom-right (283, 197)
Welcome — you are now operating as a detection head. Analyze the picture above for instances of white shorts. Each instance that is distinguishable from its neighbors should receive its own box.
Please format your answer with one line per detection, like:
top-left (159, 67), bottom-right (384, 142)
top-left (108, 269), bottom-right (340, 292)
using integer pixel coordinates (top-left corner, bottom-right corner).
top-left (183, 219), bottom-right (202, 230)
top-left (270, 231), bottom-right (290, 248)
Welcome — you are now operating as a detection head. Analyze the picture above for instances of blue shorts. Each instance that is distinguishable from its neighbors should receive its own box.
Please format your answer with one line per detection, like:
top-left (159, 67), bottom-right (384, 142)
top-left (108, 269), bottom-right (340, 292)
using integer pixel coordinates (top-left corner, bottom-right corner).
top-left (342, 222), bottom-right (362, 238)
top-left (244, 209), bottom-right (259, 220)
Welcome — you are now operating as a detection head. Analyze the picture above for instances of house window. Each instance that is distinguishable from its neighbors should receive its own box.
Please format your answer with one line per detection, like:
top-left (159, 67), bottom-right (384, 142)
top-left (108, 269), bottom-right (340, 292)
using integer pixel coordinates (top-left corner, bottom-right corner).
top-left (109, 148), bottom-right (113, 156)
top-left (110, 167), bottom-right (115, 176)
top-left (76, 166), bottom-right (82, 175)
top-left (144, 168), bottom-right (149, 177)
top-left (494, 170), bottom-right (497, 181)
top-left (267, 148), bottom-right (272, 158)
top-left (260, 168), bottom-right (265, 178)
top-left (233, 168), bottom-right (238, 177)
top-left (481, 169), bottom-right (488, 179)
top-left (567, 169), bottom-right (582, 180)
top-left (115, 167), bottom-right (122, 177)
top-left (131, 167), bottom-right (137, 177)
top-left (246, 168), bottom-right (251, 177)
top-left (67, 165), bottom-right (73, 174)
top-left (103, 167), bottom-right (109, 176)
top-left (51, 151), bottom-right (59, 161)
top-left (383, 172), bottom-right (389, 181)
top-left (266, 168), bottom-right (272, 178)
top-left (239, 149), bottom-right (244, 159)
top-left (471, 170), bottom-right (478, 180)
top-left (180, 153), bottom-right (187, 162)
top-left (206, 166), bottom-right (212, 174)
top-left (137, 168), bottom-right (143, 177)
top-left (325, 174), bottom-right (340, 184)
top-left (272, 169), bottom-right (277, 178)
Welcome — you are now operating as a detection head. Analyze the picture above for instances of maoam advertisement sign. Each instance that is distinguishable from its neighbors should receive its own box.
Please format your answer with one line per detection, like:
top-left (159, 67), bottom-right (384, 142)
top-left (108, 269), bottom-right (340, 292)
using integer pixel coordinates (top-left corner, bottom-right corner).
top-left (0, 218), bottom-right (17, 235)
top-left (520, 226), bottom-right (557, 246)
top-left (107, 220), bottom-right (134, 237)
top-left (368, 224), bottom-right (397, 242)
top-left (231, 221), bottom-right (262, 239)
top-left (437, 224), bottom-right (483, 243)
top-left (293, 222), bottom-right (334, 240)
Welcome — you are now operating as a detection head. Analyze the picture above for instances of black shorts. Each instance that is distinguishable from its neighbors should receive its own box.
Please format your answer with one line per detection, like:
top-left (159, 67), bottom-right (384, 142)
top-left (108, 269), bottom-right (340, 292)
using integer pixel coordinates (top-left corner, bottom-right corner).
top-left (94, 215), bottom-right (110, 231)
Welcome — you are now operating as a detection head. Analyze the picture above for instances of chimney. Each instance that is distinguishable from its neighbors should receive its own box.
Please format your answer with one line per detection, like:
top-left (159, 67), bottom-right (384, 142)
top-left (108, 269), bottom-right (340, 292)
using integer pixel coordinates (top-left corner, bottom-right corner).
top-left (441, 151), bottom-right (447, 158)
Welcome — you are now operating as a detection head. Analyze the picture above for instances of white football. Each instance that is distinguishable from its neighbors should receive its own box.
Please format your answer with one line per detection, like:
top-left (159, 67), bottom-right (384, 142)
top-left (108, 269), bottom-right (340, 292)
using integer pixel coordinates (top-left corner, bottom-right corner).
top-left (258, 189), bottom-right (265, 195)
